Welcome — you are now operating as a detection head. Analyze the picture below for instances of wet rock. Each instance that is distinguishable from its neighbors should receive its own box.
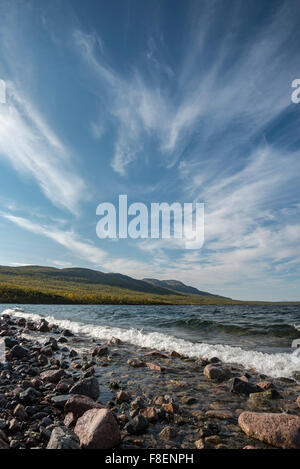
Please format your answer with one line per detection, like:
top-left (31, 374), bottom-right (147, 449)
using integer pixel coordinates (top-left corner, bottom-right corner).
top-left (40, 346), bottom-right (53, 357)
top-left (169, 350), bottom-right (182, 358)
top-left (162, 402), bottom-right (178, 414)
top-left (70, 376), bottom-right (99, 400)
top-left (146, 362), bottom-right (165, 372)
top-left (297, 395), bottom-right (300, 408)
top-left (198, 421), bottom-right (220, 438)
top-left (249, 389), bottom-right (281, 403)
top-left (4, 337), bottom-right (18, 349)
top-left (257, 381), bottom-right (274, 390)
top-left (62, 329), bottom-right (74, 337)
top-left (65, 394), bottom-right (104, 421)
top-left (106, 337), bottom-right (122, 345)
top-left (153, 395), bottom-right (165, 406)
top-left (109, 381), bottom-right (120, 391)
top-left (243, 445), bottom-right (258, 449)
top-left (203, 364), bottom-right (230, 382)
top-left (125, 414), bottom-right (148, 435)
top-left (146, 350), bottom-right (169, 358)
top-left (116, 390), bottom-right (130, 403)
top-left (58, 336), bottom-right (68, 343)
top-left (40, 369), bottom-right (66, 384)
top-left (38, 354), bottom-right (48, 366)
top-left (238, 411), bottom-right (300, 449)
top-left (140, 407), bottom-right (158, 422)
top-left (159, 426), bottom-right (176, 440)
top-left (44, 337), bottom-right (59, 351)
top-left (10, 344), bottom-right (28, 359)
top-left (47, 426), bottom-right (79, 449)
top-left (131, 397), bottom-right (145, 410)
top-left (209, 357), bottom-right (221, 364)
top-left (230, 377), bottom-right (264, 396)
top-left (74, 408), bottom-right (121, 449)
top-left (36, 319), bottom-right (50, 333)
top-left (92, 346), bottom-right (108, 357)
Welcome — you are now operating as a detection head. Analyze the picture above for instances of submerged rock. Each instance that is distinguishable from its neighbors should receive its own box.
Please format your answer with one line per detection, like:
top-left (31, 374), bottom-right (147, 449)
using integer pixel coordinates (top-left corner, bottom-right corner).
top-left (125, 414), bottom-right (148, 435)
top-left (146, 362), bottom-right (165, 372)
top-left (203, 364), bottom-right (230, 382)
top-left (159, 426), bottom-right (176, 440)
top-left (230, 377), bottom-right (263, 396)
top-left (238, 411), bottom-right (300, 449)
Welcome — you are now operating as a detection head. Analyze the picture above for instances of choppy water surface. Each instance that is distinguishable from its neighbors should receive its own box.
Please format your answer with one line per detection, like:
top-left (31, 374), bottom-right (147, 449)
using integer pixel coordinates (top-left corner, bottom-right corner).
top-left (1, 304), bottom-right (300, 378)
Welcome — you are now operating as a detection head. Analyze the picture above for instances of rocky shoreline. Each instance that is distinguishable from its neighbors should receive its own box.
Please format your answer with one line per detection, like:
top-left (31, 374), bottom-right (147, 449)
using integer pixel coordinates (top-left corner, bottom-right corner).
top-left (0, 312), bottom-right (300, 450)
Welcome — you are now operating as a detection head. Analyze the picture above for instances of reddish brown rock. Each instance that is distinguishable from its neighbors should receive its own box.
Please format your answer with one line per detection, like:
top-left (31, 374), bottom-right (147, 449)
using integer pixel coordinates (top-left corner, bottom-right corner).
top-left (162, 402), bottom-right (178, 414)
top-left (146, 362), bottom-right (165, 372)
top-left (297, 395), bottom-right (300, 408)
top-left (40, 369), bottom-right (66, 384)
top-left (64, 412), bottom-right (77, 428)
top-left (140, 407), bottom-right (158, 422)
top-left (74, 408), bottom-right (121, 449)
top-left (153, 395), bottom-right (165, 406)
top-left (238, 411), bottom-right (300, 449)
top-left (116, 390), bottom-right (130, 403)
top-left (194, 439), bottom-right (205, 449)
top-left (257, 381), bottom-right (274, 390)
top-left (243, 445), bottom-right (258, 449)
top-left (64, 395), bottom-right (104, 421)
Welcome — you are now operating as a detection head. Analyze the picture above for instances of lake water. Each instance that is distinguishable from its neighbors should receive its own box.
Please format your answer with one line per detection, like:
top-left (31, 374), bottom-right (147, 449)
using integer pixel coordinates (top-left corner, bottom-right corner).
top-left (1, 303), bottom-right (300, 378)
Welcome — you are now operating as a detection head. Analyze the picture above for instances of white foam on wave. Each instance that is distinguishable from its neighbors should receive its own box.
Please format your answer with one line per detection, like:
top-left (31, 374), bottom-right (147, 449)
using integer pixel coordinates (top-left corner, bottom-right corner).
top-left (2, 307), bottom-right (300, 379)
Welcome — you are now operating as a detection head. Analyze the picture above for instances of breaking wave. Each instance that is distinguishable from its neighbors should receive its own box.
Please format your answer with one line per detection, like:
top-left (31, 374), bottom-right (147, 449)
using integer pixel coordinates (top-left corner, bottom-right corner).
top-left (2, 307), bottom-right (300, 380)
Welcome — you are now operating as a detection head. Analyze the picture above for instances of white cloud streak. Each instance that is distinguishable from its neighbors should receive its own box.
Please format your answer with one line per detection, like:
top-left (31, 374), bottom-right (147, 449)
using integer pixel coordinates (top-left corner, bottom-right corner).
top-left (0, 83), bottom-right (85, 214)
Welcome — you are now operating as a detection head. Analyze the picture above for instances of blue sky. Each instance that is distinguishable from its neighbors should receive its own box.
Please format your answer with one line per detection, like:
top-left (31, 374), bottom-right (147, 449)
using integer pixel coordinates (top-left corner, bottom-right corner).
top-left (0, 0), bottom-right (300, 301)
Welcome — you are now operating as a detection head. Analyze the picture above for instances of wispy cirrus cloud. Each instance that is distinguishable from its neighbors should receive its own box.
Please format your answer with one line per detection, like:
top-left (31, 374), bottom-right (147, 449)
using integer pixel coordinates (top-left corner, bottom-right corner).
top-left (73, 1), bottom-right (298, 175)
top-left (0, 211), bottom-right (152, 278)
top-left (0, 83), bottom-right (85, 214)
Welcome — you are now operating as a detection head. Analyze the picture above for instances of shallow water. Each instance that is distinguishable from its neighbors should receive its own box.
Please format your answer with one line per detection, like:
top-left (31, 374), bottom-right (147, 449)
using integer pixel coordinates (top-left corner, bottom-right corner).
top-left (1, 304), bottom-right (300, 379)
